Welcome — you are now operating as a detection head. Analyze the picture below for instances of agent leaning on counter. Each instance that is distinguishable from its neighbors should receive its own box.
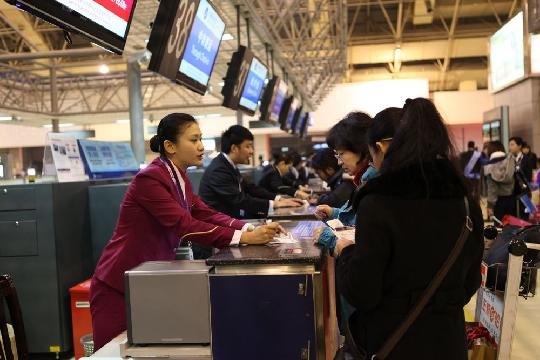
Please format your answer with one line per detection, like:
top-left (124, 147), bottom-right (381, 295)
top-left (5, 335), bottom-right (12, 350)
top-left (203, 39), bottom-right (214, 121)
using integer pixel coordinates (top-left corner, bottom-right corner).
top-left (90, 113), bottom-right (278, 350)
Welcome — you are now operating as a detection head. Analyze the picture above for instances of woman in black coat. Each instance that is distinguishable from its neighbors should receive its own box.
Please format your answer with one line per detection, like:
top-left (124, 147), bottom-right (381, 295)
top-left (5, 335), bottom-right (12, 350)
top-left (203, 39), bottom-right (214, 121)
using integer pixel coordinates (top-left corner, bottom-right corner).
top-left (335, 98), bottom-right (484, 360)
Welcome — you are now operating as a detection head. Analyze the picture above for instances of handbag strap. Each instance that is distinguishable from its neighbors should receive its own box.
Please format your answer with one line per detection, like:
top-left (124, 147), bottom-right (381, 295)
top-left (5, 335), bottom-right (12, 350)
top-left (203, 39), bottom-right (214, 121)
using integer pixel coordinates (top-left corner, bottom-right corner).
top-left (373, 196), bottom-right (473, 360)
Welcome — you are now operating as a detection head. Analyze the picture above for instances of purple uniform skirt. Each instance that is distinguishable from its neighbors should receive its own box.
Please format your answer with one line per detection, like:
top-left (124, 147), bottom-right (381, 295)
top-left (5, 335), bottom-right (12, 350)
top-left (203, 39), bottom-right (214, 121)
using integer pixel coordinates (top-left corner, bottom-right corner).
top-left (89, 277), bottom-right (126, 351)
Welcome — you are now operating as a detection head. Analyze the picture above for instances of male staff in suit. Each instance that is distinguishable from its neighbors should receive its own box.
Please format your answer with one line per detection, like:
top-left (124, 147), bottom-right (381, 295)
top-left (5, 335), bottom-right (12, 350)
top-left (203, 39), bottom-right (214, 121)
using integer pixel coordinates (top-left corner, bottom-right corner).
top-left (199, 125), bottom-right (303, 219)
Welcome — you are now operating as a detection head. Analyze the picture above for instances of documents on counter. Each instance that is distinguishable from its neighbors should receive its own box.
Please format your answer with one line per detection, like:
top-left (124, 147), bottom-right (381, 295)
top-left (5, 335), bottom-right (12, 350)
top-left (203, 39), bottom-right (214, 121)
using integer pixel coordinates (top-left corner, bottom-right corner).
top-left (326, 219), bottom-right (355, 243)
top-left (269, 232), bottom-right (298, 245)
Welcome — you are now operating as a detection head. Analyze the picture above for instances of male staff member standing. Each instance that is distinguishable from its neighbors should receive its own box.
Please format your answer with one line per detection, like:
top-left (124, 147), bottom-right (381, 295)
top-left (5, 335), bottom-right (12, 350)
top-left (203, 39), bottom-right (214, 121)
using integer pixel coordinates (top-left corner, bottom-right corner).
top-left (199, 125), bottom-right (303, 219)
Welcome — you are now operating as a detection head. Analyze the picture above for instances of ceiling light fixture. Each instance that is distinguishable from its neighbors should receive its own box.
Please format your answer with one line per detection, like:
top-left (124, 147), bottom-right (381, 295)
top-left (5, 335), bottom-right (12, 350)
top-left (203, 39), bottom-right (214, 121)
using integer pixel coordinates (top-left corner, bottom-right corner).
top-left (99, 64), bottom-right (110, 74)
top-left (222, 33), bottom-right (234, 41)
top-left (42, 123), bottom-right (75, 128)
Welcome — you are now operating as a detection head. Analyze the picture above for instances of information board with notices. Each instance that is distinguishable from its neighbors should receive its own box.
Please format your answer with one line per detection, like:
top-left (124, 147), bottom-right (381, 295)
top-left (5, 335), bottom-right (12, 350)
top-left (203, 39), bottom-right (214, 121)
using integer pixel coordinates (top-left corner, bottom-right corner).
top-left (43, 134), bottom-right (88, 182)
top-left (78, 140), bottom-right (139, 178)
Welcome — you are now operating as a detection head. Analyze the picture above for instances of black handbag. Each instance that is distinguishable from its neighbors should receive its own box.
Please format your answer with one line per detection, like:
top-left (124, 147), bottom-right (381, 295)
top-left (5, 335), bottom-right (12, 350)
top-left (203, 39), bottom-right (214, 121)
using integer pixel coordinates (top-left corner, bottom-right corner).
top-left (335, 197), bottom-right (473, 360)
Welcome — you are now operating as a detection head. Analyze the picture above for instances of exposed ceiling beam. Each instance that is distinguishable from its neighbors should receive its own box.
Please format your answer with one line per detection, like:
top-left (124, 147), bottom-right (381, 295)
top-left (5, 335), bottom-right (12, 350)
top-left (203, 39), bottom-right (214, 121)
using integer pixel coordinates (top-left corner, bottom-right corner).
top-left (0, 48), bottom-right (110, 62)
top-left (0, 2), bottom-right (50, 51)
top-left (349, 37), bottom-right (487, 64)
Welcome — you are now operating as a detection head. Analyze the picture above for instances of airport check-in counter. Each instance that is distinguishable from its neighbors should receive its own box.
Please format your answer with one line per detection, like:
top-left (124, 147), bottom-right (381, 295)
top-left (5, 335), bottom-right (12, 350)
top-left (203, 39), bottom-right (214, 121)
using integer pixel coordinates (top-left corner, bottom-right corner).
top-left (0, 181), bottom-right (92, 355)
top-left (205, 220), bottom-right (334, 360)
top-left (0, 165), bottom-right (302, 356)
top-left (120, 221), bottom-right (335, 360)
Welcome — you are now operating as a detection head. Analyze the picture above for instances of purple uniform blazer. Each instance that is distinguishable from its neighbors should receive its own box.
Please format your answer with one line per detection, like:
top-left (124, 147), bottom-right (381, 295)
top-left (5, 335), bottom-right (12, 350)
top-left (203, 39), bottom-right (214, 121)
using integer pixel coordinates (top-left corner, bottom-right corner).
top-left (93, 157), bottom-right (246, 292)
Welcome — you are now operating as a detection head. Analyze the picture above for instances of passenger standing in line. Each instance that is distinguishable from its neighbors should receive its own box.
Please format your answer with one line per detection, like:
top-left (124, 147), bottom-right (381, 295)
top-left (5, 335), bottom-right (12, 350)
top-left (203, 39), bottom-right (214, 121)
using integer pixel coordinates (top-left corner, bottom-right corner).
top-left (335, 98), bottom-right (483, 360)
top-left (484, 140), bottom-right (516, 220)
top-left (90, 114), bottom-right (281, 350)
top-left (522, 143), bottom-right (538, 176)
top-left (459, 141), bottom-right (483, 201)
top-left (509, 137), bottom-right (533, 182)
top-left (258, 152), bottom-right (311, 199)
top-left (508, 137), bottom-right (531, 219)
top-left (314, 108), bottom-right (401, 334)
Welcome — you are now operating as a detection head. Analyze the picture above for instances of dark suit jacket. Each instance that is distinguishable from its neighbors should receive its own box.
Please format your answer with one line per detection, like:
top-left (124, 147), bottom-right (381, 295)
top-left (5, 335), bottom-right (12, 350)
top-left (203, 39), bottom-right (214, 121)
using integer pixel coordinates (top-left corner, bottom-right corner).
top-left (199, 153), bottom-right (276, 219)
top-left (317, 168), bottom-right (356, 208)
top-left (284, 167), bottom-right (309, 187)
top-left (337, 160), bottom-right (483, 359)
top-left (258, 165), bottom-right (297, 197)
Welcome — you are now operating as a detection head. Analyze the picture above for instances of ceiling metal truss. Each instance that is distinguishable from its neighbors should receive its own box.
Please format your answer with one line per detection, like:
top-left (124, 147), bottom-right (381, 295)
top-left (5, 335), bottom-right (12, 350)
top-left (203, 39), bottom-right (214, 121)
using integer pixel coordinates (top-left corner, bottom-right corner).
top-left (346, 0), bottom-right (519, 91)
top-left (237, 0), bottom-right (348, 106)
top-left (0, 0), bottom-right (333, 125)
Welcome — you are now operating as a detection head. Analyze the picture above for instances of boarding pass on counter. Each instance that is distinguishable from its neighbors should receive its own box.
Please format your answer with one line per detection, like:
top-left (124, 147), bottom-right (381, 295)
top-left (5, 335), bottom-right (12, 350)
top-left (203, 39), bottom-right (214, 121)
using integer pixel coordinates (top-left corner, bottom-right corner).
top-left (326, 219), bottom-right (355, 242)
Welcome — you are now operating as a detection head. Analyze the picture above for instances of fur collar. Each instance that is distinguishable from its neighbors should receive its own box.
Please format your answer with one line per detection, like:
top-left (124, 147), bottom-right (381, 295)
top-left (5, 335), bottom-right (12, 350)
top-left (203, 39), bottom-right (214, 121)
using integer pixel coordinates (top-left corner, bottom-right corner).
top-left (353, 159), bottom-right (467, 208)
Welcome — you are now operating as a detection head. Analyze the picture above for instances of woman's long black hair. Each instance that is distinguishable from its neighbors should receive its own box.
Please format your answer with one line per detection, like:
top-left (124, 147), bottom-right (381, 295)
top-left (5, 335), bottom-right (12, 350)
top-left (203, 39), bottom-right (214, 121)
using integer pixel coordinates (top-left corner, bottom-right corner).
top-left (381, 98), bottom-right (458, 173)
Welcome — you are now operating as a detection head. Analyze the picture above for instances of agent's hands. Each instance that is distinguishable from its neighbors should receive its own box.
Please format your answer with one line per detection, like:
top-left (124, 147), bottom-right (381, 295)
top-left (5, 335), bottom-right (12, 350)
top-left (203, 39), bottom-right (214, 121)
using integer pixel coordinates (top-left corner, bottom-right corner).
top-left (240, 223), bottom-right (282, 245)
top-left (299, 185), bottom-right (310, 192)
top-left (295, 190), bottom-right (310, 200)
top-left (275, 198), bottom-right (304, 208)
top-left (314, 205), bottom-right (333, 221)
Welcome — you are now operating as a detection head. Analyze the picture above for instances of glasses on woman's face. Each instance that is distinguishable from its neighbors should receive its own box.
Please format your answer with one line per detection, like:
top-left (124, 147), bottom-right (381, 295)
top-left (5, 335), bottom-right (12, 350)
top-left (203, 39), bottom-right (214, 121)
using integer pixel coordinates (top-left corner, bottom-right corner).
top-left (380, 137), bottom-right (393, 142)
top-left (334, 151), bottom-right (345, 160)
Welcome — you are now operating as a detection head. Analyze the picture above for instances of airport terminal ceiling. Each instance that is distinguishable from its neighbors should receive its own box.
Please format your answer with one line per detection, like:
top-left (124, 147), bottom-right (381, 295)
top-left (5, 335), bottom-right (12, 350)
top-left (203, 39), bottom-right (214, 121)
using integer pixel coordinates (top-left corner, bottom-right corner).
top-left (0, 0), bottom-right (521, 126)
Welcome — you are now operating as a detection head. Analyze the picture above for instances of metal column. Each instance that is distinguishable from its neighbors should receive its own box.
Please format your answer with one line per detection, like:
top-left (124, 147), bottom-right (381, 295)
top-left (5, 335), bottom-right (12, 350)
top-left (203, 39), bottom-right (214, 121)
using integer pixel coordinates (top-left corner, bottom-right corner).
top-left (236, 111), bottom-right (243, 126)
top-left (50, 66), bottom-right (59, 133)
top-left (127, 59), bottom-right (145, 164)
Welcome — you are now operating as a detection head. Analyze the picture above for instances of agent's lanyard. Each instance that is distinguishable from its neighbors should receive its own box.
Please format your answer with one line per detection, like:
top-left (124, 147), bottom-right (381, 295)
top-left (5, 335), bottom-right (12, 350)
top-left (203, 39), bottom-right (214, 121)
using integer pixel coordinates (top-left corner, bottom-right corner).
top-left (160, 157), bottom-right (190, 211)
top-left (160, 157), bottom-right (194, 256)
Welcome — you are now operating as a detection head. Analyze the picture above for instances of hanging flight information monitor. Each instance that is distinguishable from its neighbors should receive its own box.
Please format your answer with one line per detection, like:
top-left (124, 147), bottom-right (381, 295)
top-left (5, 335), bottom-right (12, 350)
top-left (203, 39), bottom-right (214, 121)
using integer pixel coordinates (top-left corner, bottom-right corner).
top-left (6, 0), bottom-right (138, 54)
top-left (279, 97), bottom-right (301, 132)
top-left (237, 57), bottom-right (268, 116)
top-left (147, 0), bottom-right (225, 95)
top-left (222, 45), bottom-right (254, 111)
top-left (259, 76), bottom-right (288, 124)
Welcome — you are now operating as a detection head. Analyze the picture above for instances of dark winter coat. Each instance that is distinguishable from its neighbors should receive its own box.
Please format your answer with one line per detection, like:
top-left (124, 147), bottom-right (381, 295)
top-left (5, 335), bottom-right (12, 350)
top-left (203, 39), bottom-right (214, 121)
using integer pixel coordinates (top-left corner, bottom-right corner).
top-left (336, 159), bottom-right (484, 360)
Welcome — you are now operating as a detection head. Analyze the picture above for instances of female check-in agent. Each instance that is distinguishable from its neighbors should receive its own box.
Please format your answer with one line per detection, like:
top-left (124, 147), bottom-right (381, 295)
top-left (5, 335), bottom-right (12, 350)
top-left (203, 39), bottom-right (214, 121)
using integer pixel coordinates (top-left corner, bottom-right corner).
top-left (90, 113), bottom-right (279, 350)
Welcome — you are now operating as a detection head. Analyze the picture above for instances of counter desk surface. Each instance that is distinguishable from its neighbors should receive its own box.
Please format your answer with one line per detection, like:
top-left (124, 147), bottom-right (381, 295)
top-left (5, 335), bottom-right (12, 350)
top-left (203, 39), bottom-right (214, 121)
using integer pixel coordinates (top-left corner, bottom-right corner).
top-left (206, 220), bottom-right (324, 267)
top-left (267, 205), bottom-right (317, 221)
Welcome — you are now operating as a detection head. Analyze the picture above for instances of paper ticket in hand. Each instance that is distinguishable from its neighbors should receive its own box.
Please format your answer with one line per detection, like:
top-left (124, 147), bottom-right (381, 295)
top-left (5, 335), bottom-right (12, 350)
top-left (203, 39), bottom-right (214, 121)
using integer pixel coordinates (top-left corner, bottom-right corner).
top-left (326, 219), bottom-right (355, 243)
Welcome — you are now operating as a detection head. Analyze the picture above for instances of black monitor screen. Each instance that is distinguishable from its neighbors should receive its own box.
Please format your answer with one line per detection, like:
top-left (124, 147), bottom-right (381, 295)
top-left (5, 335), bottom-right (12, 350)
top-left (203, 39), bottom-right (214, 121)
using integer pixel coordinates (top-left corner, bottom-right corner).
top-left (148, 0), bottom-right (225, 95)
top-left (270, 80), bottom-right (288, 123)
top-left (238, 57), bottom-right (268, 115)
top-left (294, 111), bottom-right (306, 135)
top-left (176, 0), bottom-right (225, 94)
top-left (299, 113), bottom-right (311, 138)
top-left (285, 99), bottom-right (301, 131)
top-left (9, 0), bottom-right (137, 54)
